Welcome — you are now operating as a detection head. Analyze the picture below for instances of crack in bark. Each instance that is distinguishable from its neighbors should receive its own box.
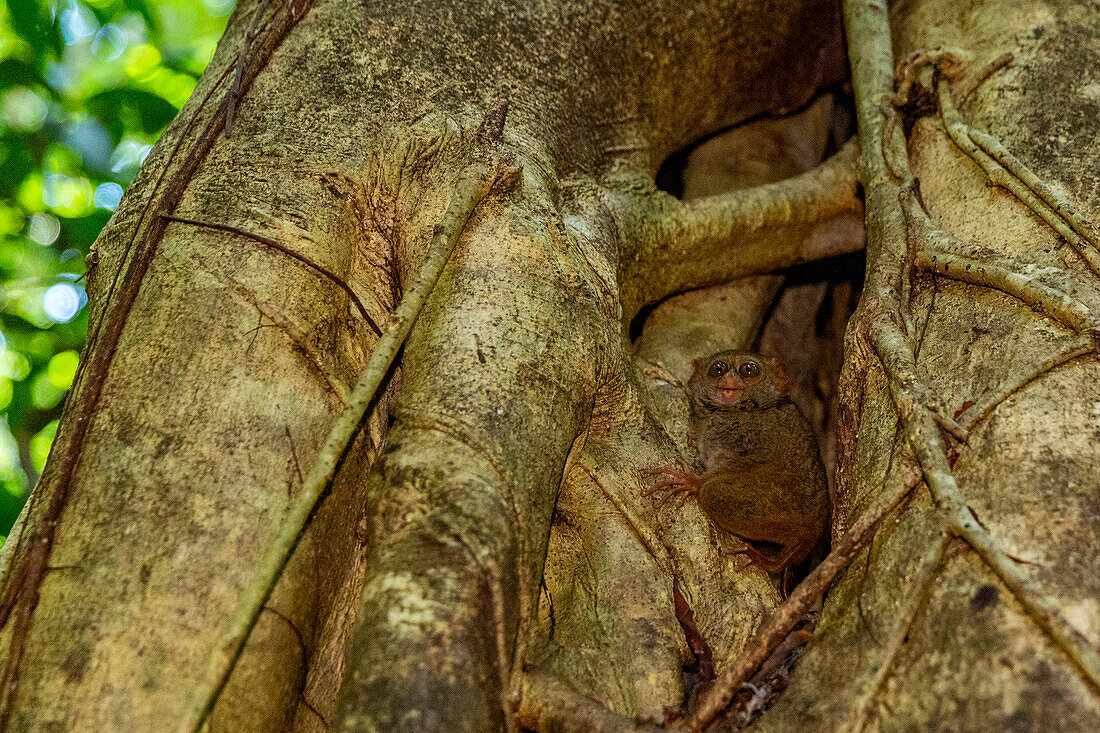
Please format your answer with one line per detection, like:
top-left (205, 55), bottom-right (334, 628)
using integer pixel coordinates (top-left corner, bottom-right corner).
top-left (672, 577), bottom-right (716, 710)
top-left (321, 170), bottom-right (405, 314)
top-left (226, 277), bottom-right (352, 404)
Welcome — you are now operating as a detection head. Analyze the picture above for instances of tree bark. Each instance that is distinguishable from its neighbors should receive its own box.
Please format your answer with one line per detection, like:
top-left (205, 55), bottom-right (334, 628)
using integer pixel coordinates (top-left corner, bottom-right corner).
top-left (759, 1), bottom-right (1100, 730)
top-left (0, 0), bottom-right (1095, 731)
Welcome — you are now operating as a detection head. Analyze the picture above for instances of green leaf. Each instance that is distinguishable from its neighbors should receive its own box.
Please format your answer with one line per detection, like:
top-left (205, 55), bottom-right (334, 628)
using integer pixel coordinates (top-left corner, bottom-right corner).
top-left (0, 59), bottom-right (43, 90)
top-left (4, 0), bottom-right (61, 56)
top-left (85, 87), bottom-right (178, 138)
top-left (0, 134), bottom-right (37, 197)
top-left (62, 211), bottom-right (111, 250)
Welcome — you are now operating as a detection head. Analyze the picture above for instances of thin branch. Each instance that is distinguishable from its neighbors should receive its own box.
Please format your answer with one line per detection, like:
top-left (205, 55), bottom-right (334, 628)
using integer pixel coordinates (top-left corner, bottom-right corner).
top-left (176, 100), bottom-right (519, 733)
top-left (868, 314), bottom-right (969, 442)
top-left (924, 249), bottom-right (1095, 332)
top-left (162, 214), bottom-right (383, 337)
top-left (906, 195), bottom-right (1100, 336)
top-left (937, 83), bottom-right (1100, 276)
top-left (614, 140), bottom-right (864, 316)
top-left (226, 0), bottom-right (273, 137)
top-left (916, 246), bottom-right (1095, 332)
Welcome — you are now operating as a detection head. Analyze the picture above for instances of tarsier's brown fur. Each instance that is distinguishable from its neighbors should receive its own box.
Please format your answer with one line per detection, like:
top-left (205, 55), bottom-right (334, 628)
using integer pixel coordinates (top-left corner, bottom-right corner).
top-left (646, 351), bottom-right (830, 572)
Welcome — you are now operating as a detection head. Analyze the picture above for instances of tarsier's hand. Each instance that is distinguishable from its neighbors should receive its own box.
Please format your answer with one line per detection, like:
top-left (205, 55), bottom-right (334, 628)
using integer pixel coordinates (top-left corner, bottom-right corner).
top-left (641, 463), bottom-right (702, 511)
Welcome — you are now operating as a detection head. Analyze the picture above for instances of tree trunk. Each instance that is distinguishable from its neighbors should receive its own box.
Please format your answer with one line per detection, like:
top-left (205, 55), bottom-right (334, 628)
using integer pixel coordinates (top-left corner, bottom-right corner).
top-left (0, 0), bottom-right (1095, 731)
top-left (761, 1), bottom-right (1100, 730)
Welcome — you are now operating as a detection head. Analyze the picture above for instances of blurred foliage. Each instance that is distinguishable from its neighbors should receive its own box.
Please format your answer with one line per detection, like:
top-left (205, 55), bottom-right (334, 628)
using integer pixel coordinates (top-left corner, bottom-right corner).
top-left (0, 0), bottom-right (232, 540)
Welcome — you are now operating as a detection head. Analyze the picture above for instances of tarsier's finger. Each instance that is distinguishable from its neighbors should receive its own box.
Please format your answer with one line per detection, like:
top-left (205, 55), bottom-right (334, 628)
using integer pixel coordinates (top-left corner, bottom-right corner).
top-left (654, 487), bottom-right (687, 510)
top-left (642, 466), bottom-right (678, 476)
top-left (643, 477), bottom-right (682, 495)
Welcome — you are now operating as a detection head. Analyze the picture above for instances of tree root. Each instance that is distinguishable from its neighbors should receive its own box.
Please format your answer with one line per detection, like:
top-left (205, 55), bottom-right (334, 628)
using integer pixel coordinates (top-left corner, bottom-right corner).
top-left (867, 311), bottom-right (969, 442)
top-left (855, 1), bottom-right (1100, 703)
top-left (176, 101), bottom-right (520, 733)
top-left (914, 420), bottom-right (1100, 694)
top-left (904, 192), bottom-right (1100, 339)
top-left (850, 324), bottom-right (1089, 728)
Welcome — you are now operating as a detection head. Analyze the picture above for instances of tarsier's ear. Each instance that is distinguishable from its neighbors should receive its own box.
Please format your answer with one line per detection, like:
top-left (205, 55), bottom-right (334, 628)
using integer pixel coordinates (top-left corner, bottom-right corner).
top-left (775, 362), bottom-right (793, 397)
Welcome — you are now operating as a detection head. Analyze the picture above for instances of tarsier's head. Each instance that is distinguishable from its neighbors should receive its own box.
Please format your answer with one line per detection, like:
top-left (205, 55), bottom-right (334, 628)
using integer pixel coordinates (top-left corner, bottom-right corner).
top-left (688, 350), bottom-right (792, 413)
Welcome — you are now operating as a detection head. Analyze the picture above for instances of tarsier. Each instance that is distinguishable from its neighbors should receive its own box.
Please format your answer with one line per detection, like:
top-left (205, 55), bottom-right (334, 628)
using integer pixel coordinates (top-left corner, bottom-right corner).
top-left (645, 350), bottom-right (830, 573)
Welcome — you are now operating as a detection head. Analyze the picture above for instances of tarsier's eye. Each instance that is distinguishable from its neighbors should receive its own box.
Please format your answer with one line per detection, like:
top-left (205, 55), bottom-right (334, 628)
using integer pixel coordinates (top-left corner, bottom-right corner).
top-left (708, 361), bottom-right (729, 378)
top-left (738, 361), bottom-right (760, 378)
